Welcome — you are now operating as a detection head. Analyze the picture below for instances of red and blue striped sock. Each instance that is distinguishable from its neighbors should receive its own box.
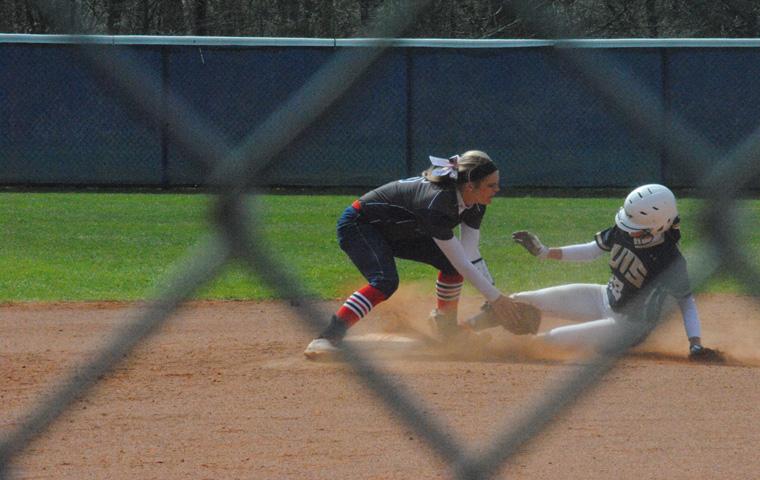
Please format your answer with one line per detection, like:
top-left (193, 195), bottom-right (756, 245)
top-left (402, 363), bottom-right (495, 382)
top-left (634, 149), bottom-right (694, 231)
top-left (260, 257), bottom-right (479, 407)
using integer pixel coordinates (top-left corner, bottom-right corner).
top-left (335, 284), bottom-right (388, 327)
top-left (436, 272), bottom-right (463, 313)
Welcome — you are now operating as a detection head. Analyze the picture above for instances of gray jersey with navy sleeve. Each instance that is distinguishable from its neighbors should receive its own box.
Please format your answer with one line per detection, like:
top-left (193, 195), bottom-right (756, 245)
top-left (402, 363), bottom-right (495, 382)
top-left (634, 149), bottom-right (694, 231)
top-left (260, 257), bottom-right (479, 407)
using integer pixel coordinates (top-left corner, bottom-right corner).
top-left (358, 176), bottom-right (485, 241)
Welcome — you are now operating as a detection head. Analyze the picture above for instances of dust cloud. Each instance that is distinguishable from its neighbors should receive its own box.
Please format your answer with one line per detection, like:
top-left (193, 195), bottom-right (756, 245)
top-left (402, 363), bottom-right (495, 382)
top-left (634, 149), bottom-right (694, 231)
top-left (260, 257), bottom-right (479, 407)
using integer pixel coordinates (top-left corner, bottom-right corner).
top-left (351, 285), bottom-right (760, 366)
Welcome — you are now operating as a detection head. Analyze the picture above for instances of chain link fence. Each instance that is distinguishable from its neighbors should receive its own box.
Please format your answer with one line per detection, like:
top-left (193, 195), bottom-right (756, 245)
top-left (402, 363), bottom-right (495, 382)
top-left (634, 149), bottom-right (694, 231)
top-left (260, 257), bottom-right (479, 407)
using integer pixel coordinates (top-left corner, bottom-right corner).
top-left (2, 1), bottom-right (759, 479)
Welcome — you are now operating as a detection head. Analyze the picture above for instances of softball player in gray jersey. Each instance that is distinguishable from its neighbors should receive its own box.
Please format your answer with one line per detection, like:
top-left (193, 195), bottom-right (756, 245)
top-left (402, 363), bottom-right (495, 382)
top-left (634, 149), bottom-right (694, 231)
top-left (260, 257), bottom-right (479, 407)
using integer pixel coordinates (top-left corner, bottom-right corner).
top-left (510, 184), bottom-right (720, 360)
top-left (305, 150), bottom-right (521, 358)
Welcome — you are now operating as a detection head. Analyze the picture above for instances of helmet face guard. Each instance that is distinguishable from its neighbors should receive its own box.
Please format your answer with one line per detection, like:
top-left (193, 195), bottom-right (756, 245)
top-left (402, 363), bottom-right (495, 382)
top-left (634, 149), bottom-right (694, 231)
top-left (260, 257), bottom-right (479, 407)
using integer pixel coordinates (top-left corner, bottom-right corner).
top-left (614, 184), bottom-right (678, 236)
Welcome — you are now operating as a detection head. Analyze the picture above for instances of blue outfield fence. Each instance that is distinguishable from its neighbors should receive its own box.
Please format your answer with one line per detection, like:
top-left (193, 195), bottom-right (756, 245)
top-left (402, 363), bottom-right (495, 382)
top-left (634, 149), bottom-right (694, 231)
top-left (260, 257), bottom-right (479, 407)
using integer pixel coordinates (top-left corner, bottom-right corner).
top-left (2, 35), bottom-right (760, 189)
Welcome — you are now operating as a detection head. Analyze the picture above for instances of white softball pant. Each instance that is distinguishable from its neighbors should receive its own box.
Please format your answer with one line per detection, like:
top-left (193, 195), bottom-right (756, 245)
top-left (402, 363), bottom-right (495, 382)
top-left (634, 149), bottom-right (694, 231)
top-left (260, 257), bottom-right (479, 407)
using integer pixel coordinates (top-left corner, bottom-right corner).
top-left (511, 284), bottom-right (623, 350)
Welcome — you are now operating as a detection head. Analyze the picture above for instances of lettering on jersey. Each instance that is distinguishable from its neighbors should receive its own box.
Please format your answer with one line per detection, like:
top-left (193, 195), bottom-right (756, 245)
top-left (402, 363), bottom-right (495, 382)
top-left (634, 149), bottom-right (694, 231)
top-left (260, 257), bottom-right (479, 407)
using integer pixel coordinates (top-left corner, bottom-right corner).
top-left (609, 244), bottom-right (648, 288)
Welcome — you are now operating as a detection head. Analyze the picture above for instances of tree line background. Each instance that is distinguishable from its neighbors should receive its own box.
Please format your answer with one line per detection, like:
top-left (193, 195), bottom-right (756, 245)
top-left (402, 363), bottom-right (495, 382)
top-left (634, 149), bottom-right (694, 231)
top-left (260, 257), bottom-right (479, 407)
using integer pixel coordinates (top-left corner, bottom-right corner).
top-left (1, 0), bottom-right (759, 38)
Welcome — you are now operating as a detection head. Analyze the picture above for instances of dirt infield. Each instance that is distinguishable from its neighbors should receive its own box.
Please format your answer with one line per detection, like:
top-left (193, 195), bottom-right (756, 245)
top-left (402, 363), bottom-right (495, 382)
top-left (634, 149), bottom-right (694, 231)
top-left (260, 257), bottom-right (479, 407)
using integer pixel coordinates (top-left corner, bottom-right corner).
top-left (2, 290), bottom-right (759, 479)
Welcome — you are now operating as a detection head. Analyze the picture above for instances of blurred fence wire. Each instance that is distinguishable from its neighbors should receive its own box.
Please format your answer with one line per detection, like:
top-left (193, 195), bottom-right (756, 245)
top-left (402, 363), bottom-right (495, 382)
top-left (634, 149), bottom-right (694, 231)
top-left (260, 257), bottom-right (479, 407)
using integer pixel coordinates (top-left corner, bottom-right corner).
top-left (1, 0), bottom-right (758, 479)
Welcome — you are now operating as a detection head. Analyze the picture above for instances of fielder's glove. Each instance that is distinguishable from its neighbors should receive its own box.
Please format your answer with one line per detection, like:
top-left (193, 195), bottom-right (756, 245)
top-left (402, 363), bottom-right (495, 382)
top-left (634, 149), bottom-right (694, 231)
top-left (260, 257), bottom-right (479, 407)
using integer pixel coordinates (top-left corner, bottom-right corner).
top-left (688, 344), bottom-right (726, 363)
top-left (476, 295), bottom-right (541, 335)
top-left (512, 231), bottom-right (549, 258)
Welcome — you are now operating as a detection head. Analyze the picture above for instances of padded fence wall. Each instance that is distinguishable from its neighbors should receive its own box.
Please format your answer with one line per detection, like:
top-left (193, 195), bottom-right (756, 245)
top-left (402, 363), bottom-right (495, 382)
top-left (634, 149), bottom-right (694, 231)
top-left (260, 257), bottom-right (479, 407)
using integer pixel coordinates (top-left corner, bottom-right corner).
top-left (1, 44), bottom-right (164, 185)
top-left (1, 37), bottom-right (759, 188)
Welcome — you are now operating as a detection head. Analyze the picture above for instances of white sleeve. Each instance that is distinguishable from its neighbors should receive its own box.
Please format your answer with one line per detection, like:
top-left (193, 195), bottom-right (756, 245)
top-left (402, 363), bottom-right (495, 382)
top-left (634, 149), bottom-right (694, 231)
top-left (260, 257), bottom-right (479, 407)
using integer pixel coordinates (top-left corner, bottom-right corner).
top-left (459, 223), bottom-right (481, 261)
top-left (433, 237), bottom-right (501, 302)
top-left (679, 294), bottom-right (701, 339)
top-left (559, 241), bottom-right (606, 261)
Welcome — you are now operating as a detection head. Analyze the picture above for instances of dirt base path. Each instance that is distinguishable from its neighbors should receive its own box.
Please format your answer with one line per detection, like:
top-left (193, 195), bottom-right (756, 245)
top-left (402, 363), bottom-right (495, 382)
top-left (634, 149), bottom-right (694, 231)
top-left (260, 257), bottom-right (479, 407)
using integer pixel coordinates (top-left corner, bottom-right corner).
top-left (2, 291), bottom-right (759, 479)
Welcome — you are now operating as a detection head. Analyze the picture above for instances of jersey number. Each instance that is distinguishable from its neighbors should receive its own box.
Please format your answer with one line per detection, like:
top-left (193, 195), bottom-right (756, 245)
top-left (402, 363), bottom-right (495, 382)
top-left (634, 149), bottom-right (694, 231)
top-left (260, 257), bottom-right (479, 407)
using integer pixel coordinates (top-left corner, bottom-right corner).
top-left (609, 244), bottom-right (647, 288)
top-left (608, 276), bottom-right (625, 301)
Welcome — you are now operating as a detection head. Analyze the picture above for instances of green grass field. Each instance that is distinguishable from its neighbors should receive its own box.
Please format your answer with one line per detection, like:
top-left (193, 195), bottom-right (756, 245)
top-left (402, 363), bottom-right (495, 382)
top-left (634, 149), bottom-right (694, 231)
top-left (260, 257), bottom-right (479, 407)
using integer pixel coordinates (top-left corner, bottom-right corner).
top-left (1, 192), bottom-right (754, 302)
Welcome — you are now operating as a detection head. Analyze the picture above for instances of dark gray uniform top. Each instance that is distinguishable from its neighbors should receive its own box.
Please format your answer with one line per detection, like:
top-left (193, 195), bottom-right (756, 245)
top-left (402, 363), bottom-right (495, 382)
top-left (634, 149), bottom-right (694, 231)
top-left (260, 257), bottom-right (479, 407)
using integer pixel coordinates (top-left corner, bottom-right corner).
top-left (595, 219), bottom-right (691, 313)
top-left (358, 176), bottom-right (486, 241)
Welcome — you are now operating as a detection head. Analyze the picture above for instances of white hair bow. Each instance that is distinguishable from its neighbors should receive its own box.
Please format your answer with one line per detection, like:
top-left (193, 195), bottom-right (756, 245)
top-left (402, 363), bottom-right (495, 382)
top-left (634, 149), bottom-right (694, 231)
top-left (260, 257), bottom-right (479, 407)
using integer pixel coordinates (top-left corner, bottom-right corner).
top-left (429, 155), bottom-right (460, 179)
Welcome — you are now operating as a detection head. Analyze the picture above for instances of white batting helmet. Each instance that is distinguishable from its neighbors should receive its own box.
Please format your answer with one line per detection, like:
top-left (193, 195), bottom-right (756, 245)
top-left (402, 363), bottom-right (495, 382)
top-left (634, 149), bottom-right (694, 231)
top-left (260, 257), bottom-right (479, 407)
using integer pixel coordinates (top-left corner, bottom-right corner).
top-left (615, 184), bottom-right (678, 234)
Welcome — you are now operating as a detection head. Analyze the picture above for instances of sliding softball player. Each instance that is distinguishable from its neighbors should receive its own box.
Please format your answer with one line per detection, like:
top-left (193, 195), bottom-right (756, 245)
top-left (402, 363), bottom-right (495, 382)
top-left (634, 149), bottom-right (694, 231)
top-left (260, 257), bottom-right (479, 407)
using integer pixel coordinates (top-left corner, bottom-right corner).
top-left (510, 184), bottom-right (722, 361)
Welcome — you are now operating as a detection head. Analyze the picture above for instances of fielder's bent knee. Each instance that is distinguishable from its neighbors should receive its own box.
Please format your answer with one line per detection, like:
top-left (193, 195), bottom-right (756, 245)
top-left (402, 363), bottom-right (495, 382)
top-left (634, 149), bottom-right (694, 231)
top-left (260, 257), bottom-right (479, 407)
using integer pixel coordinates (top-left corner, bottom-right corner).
top-left (372, 277), bottom-right (399, 298)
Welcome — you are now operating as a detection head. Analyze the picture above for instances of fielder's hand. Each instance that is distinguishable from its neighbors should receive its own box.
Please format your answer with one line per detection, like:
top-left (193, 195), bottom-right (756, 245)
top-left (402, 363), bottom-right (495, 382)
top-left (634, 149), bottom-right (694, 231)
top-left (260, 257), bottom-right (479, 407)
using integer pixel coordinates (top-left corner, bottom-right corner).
top-left (488, 295), bottom-right (542, 335)
top-left (512, 231), bottom-right (549, 258)
top-left (688, 344), bottom-right (726, 363)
